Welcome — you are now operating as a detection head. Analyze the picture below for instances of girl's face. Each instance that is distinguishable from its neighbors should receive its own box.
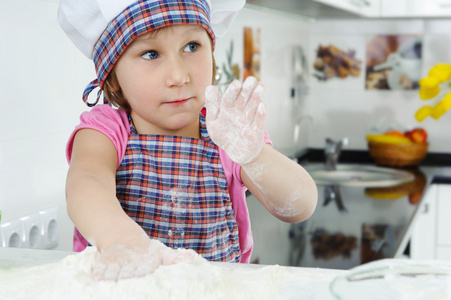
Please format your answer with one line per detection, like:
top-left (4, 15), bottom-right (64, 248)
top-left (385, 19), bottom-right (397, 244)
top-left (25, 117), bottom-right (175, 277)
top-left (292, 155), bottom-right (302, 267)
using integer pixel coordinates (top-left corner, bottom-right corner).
top-left (114, 25), bottom-right (213, 137)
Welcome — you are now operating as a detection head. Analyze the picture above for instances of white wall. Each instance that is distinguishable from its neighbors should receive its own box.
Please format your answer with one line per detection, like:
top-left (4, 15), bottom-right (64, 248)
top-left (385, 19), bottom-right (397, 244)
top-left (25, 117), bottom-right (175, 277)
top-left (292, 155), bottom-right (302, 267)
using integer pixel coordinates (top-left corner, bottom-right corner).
top-left (0, 0), bottom-right (92, 250)
top-left (306, 18), bottom-right (451, 152)
top-left (216, 10), bottom-right (451, 154)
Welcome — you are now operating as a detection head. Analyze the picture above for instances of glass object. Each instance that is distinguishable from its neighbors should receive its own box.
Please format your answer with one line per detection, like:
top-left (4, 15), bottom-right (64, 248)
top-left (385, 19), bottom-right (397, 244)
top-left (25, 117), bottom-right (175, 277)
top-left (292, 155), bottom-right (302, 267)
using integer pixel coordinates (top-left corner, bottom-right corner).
top-left (330, 259), bottom-right (451, 300)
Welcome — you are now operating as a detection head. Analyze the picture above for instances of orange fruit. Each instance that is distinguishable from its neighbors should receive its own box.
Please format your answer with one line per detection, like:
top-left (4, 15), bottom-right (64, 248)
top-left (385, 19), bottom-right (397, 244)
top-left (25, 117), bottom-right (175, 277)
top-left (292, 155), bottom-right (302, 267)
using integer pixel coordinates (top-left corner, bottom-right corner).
top-left (384, 130), bottom-right (405, 137)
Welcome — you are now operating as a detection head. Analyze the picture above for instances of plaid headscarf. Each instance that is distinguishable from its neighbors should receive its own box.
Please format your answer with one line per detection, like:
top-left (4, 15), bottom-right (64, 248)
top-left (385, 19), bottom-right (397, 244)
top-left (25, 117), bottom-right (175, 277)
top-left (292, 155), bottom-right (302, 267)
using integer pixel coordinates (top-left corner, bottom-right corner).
top-left (83, 0), bottom-right (214, 107)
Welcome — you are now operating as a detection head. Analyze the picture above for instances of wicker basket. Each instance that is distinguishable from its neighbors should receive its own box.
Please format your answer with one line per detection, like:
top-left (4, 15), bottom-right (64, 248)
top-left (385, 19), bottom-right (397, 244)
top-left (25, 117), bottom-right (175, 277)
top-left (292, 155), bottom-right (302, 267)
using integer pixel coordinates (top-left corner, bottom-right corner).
top-left (368, 142), bottom-right (428, 167)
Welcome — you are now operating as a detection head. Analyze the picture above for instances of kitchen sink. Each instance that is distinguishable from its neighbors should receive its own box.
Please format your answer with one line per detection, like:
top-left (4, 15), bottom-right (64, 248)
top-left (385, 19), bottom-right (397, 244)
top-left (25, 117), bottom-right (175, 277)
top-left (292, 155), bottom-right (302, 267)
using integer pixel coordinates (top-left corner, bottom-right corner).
top-left (306, 165), bottom-right (414, 187)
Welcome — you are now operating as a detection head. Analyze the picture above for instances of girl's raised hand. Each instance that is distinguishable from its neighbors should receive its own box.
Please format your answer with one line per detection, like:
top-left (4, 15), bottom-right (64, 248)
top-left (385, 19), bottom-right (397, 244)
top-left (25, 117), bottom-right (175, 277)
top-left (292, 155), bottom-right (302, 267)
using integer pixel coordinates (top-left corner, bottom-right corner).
top-left (92, 239), bottom-right (197, 281)
top-left (205, 76), bottom-right (266, 165)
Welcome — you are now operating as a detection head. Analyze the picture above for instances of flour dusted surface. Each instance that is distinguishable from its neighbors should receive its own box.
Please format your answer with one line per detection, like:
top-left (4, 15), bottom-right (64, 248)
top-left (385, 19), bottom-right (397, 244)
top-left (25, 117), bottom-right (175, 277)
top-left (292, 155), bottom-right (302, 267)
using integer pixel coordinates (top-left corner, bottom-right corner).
top-left (0, 247), bottom-right (291, 300)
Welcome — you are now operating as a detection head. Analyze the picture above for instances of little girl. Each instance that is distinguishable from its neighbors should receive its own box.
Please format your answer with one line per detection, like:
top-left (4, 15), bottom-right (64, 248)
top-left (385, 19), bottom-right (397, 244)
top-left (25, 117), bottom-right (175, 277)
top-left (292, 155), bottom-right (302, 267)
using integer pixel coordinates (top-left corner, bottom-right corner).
top-left (58, 0), bottom-right (318, 281)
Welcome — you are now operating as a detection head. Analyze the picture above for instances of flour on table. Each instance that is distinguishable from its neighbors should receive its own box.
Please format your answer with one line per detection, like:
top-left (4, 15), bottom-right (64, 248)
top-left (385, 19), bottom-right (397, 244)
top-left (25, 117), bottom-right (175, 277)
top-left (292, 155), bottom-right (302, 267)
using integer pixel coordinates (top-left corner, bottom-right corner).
top-left (0, 247), bottom-right (293, 300)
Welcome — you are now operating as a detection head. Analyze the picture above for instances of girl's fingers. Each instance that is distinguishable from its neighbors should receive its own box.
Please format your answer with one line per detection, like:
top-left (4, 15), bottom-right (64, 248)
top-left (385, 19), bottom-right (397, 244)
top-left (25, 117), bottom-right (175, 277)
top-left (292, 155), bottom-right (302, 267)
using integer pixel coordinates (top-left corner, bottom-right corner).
top-left (102, 262), bottom-right (121, 281)
top-left (117, 263), bottom-right (137, 280)
top-left (92, 261), bottom-right (108, 281)
top-left (235, 76), bottom-right (258, 110)
top-left (244, 83), bottom-right (264, 122)
top-left (134, 261), bottom-right (157, 277)
top-left (252, 102), bottom-right (267, 131)
top-left (205, 85), bottom-right (221, 120)
top-left (222, 80), bottom-right (242, 108)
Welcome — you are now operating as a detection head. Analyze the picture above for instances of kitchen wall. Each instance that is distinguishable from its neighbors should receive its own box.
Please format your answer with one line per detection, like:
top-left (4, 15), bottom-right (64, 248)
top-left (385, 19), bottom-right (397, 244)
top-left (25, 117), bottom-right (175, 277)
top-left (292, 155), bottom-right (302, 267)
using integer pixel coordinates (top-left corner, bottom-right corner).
top-left (306, 18), bottom-right (451, 153)
top-left (218, 10), bottom-right (451, 154)
top-left (0, 0), bottom-right (92, 250)
top-left (1, 1), bottom-right (450, 252)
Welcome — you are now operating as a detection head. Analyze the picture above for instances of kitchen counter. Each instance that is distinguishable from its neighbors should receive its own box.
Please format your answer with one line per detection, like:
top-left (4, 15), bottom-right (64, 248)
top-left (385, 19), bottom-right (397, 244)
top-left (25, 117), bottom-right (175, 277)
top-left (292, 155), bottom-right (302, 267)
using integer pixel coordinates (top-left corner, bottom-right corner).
top-left (0, 247), bottom-right (345, 299)
top-left (248, 155), bottom-right (451, 270)
top-left (3, 248), bottom-right (451, 299)
top-left (0, 247), bottom-right (71, 269)
top-left (290, 162), bottom-right (451, 270)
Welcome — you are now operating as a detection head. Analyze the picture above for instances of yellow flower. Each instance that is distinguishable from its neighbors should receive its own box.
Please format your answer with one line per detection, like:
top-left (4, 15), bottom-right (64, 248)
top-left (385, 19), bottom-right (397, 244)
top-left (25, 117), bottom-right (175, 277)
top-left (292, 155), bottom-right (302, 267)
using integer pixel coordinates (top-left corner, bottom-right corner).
top-left (431, 101), bottom-right (447, 120)
top-left (419, 76), bottom-right (440, 89)
top-left (419, 86), bottom-right (440, 100)
top-left (428, 63), bottom-right (451, 82)
top-left (416, 63), bottom-right (451, 122)
top-left (415, 106), bottom-right (432, 122)
top-left (429, 93), bottom-right (451, 120)
top-left (442, 92), bottom-right (451, 109)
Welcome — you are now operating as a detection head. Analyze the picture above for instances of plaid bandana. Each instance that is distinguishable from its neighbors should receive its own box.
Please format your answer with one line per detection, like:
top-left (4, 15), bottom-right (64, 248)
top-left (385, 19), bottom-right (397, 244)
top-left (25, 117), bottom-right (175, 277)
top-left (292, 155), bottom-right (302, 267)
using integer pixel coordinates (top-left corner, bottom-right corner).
top-left (83, 0), bottom-right (214, 107)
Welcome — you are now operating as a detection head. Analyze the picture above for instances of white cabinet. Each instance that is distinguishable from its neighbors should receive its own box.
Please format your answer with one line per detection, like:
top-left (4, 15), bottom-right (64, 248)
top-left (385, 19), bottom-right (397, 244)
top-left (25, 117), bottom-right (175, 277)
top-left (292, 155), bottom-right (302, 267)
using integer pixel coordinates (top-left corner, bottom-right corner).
top-left (436, 185), bottom-right (451, 258)
top-left (381, 0), bottom-right (419, 17)
top-left (314, 0), bottom-right (451, 18)
top-left (314, 0), bottom-right (381, 17)
top-left (410, 183), bottom-right (451, 260)
top-left (410, 185), bottom-right (437, 260)
top-left (381, 0), bottom-right (451, 18)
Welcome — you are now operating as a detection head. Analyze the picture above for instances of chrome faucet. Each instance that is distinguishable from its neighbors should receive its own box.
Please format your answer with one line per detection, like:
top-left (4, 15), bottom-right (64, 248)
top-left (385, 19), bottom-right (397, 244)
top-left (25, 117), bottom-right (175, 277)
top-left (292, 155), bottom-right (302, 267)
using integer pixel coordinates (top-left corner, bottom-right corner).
top-left (323, 137), bottom-right (349, 214)
top-left (325, 137), bottom-right (348, 171)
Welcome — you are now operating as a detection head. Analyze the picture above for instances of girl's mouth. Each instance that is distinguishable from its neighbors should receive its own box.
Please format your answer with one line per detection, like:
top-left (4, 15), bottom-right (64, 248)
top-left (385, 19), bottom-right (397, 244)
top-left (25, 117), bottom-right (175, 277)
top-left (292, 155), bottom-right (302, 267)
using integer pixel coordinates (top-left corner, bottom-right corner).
top-left (166, 98), bottom-right (191, 106)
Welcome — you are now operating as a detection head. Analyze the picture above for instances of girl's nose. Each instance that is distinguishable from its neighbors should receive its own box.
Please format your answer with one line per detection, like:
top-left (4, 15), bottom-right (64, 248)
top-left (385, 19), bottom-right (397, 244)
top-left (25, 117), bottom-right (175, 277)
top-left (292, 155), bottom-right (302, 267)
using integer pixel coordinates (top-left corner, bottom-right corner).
top-left (166, 56), bottom-right (190, 87)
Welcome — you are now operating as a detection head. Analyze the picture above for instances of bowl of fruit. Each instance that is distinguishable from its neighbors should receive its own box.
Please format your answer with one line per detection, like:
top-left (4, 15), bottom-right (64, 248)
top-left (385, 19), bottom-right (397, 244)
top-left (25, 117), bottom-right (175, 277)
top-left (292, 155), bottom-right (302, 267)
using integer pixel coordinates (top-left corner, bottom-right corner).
top-left (366, 127), bottom-right (428, 167)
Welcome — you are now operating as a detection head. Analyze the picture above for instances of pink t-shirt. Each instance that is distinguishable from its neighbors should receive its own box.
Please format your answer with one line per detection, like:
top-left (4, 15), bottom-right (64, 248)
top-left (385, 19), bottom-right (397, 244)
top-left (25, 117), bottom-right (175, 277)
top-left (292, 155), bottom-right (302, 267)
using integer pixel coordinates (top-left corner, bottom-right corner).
top-left (66, 104), bottom-right (272, 263)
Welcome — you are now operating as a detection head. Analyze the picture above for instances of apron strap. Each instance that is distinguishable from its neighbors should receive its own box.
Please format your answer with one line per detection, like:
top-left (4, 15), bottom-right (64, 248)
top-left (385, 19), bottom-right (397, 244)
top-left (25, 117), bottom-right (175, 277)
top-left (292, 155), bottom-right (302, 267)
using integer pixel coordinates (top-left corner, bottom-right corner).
top-left (82, 79), bottom-right (104, 107)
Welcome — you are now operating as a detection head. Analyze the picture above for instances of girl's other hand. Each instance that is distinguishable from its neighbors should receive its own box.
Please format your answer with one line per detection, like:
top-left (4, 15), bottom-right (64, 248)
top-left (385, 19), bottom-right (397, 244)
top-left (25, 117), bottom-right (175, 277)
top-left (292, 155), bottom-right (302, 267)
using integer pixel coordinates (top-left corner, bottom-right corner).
top-left (92, 239), bottom-right (197, 281)
top-left (205, 76), bottom-right (266, 165)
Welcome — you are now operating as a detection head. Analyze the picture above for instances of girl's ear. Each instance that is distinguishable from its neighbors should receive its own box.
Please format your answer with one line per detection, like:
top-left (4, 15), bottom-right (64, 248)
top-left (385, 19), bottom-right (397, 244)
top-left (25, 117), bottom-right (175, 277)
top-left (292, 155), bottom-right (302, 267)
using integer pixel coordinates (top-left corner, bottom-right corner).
top-left (105, 71), bottom-right (121, 94)
top-left (104, 71), bottom-right (131, 114)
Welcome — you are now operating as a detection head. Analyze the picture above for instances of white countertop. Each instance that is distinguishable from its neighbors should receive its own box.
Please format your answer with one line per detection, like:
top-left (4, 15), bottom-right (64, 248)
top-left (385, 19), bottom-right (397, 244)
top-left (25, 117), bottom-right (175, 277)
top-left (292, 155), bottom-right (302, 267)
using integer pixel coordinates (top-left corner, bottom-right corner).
top-left (0, 247), bottom-right (345, 299)
top-left (3, 248), bottom-right (451, 299)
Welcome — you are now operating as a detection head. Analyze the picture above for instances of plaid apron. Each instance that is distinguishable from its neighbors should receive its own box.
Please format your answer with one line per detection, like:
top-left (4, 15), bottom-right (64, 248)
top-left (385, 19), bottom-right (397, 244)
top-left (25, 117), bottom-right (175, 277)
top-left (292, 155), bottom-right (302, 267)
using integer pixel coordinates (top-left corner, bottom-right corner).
top-left (116, 114), bottom-right (241, 262)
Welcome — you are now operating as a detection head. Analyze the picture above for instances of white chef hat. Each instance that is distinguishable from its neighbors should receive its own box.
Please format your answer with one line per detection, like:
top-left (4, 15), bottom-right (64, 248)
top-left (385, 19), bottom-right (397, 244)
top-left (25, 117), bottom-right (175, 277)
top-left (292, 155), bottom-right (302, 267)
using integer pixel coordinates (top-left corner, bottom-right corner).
top-left (57, 0), bottom-right (245, 106)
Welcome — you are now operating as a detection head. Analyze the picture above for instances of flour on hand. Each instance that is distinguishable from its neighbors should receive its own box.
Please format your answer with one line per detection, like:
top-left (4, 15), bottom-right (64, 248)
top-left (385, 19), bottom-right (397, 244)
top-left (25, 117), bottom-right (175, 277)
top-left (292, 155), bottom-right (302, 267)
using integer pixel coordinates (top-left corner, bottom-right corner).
top-left (205, 76), bottom-right (266, 165)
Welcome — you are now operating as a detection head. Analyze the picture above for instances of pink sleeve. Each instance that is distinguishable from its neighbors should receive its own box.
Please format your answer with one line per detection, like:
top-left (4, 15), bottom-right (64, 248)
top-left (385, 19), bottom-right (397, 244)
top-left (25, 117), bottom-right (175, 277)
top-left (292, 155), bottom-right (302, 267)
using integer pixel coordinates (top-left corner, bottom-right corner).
top-left (219, 132), bottom-right (272, 263)
top-left (66, 104), bottom-right (130, 169)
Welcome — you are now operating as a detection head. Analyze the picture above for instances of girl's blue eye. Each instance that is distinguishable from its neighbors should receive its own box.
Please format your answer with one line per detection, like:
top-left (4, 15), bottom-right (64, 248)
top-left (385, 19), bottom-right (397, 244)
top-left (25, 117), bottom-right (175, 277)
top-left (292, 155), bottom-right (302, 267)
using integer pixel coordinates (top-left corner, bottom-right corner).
top-left (184, 42), bottom-right (199, 52)
top-left (142, 50), bottom-right (159, 60)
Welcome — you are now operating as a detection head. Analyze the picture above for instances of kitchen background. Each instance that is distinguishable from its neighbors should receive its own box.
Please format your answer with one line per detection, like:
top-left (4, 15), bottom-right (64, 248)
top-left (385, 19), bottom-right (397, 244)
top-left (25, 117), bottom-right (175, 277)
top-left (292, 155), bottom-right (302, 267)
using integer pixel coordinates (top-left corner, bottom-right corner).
top-left (1, 0), bottom-right (450, 259)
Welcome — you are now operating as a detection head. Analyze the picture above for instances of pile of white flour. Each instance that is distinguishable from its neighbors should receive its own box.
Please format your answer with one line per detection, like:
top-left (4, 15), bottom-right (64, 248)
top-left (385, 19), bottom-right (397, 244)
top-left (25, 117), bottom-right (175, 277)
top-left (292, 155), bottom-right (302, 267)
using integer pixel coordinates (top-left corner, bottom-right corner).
top-left (0, 248), bottom-right (293, 300)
